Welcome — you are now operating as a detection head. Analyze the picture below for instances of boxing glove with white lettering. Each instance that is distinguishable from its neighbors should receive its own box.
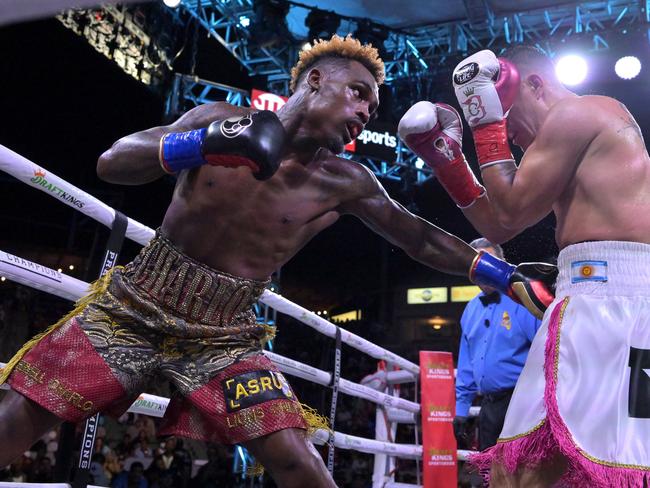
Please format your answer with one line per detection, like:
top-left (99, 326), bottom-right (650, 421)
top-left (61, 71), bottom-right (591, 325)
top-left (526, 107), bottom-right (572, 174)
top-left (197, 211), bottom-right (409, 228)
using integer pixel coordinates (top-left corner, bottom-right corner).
top-left (453, 50), bottom-right (520, 169)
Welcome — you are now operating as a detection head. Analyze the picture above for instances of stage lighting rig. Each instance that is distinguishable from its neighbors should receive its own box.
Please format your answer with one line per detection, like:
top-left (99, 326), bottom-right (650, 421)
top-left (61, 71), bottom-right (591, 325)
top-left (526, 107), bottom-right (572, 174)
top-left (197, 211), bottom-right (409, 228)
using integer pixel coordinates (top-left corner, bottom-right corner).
top-left (305, 9), bottom-right (340, 43)
top-left (249, 0), bottom-right (292, 49)
top-left (57, 3), bottom-right (181, 87)
top-left (354, 19), bottom-right (389, 60)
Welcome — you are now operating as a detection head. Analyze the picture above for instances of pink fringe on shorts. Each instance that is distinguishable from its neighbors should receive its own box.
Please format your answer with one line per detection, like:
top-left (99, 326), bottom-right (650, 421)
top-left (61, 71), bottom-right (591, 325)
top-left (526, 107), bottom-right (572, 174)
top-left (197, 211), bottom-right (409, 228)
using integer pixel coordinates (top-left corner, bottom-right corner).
top-left (471, 299), bottom-right (650, 487)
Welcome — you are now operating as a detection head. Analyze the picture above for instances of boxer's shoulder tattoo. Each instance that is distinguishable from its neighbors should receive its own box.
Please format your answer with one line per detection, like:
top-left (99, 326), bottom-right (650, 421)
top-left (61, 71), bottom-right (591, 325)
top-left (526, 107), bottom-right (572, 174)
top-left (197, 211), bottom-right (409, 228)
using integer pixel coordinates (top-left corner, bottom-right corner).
top-left (616, 102), bottom-right (644, 142)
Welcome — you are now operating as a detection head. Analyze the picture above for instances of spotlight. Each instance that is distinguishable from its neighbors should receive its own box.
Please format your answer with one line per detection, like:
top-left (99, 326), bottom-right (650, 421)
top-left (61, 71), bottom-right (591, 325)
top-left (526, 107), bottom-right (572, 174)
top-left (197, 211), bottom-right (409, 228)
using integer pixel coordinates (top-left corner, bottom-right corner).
top-left (1, 276), bottom-right (5, 282)
top-left (414, 158), bottom-right (425, 169)
top-left (57, 268), bottom-right (63, 273)
top-left (301, 42), bottom-right (312, 51)
top-left (69, 265), bottom-right (75, 270)
top-left (555, 55), bottom-right (588, 86)
top-left (162, 0), bottom-right (181, 8)
top-left (305, 9), bottom-right (340, 43)
top-left (238, 15), bottom-right (251, 28)
top-left (615, 56), bottom-right (641, 80)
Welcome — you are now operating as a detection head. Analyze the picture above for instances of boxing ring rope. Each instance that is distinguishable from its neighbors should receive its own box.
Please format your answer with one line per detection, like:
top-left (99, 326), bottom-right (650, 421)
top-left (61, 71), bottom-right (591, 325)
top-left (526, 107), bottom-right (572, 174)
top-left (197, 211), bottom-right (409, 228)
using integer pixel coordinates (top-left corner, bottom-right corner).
top-left (0, 143), bottom-right (479, 485)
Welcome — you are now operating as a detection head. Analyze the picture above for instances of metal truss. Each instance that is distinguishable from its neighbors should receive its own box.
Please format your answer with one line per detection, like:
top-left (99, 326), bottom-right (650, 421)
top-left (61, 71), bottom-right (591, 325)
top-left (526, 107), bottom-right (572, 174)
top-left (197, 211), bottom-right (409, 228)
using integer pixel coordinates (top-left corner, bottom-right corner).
top-left (179, 0), bottom-right (297, 94)
top-left (386, 0), bottom-right (650, 81)
top-left (165, 73), bottom-right (251, 113)
top-left (174, 0), bottom-right (650, 89)
top-left (60, 1), bottom-right (650, 93)
top-left (165, 74), bottom-right (433, 182)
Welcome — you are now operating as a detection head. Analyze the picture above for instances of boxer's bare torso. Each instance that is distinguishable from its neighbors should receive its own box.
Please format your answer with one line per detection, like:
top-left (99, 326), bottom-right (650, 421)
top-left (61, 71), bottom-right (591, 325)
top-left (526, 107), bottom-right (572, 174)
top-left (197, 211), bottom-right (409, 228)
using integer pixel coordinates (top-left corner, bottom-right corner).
top-left (162, 111), bottom-right (379, 279)
top-left (548, 96), bottom-right (650, 248)
top-left (468, 95), bottom-right (650, 249)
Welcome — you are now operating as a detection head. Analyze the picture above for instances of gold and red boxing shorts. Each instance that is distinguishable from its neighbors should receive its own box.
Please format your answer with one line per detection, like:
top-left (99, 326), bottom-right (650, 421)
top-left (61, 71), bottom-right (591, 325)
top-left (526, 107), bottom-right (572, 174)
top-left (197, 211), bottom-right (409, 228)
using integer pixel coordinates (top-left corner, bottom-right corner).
top-left (5, 232), bottom-right (307, 444)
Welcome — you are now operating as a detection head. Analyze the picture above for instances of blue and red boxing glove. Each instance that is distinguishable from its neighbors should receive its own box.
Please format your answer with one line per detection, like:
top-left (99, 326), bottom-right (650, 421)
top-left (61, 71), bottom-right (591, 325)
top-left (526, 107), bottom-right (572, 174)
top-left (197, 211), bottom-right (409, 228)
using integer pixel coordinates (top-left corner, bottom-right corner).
top-left (470, 251), bottom-right (557, 319)
top-left (159, 110), bottom-right (286, 180)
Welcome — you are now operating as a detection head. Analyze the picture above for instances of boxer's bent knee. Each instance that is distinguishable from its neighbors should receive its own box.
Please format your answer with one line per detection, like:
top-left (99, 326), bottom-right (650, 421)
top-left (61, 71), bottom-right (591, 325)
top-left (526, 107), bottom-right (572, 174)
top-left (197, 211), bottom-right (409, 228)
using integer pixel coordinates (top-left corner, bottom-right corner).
top-left (243, 428), bottom-right (336, 488)
top-left (0, 389), bottom-right (62, 467)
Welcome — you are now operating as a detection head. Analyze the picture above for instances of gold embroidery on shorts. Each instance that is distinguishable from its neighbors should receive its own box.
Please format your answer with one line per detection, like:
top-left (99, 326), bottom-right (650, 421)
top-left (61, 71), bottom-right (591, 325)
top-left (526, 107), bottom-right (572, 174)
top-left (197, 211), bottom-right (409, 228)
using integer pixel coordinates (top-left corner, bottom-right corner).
top-left (48, 378), bottom-right (94, 411)
top-left (161, 262), bottom-right (190, 309)
top-left (269, 401), bottom-right (302, 416)
top-left (162, 337), bottom-right (182, 359)
top-left (226, 406), bottom-right (265, 429)
top-left (496, 419), bottom-right (546, 443)
top-left (553, 297), bottom-right (570, 381)
top-left (15, 360), bottom-right (45, 384)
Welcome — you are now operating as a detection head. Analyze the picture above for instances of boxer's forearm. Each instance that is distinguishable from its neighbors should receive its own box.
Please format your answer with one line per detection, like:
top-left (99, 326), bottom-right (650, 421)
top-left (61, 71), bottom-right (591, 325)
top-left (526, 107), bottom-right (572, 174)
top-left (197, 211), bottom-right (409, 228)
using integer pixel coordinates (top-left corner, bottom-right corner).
top-left (97, 127), bottom-right (169, 185)
top-left (480, 161), bottom-right (552, 230)
top-left (460, 194), bottom-right (522, 245)
top-left (349, 192), bottom-right (478, 276)
top-left (407, 221), bottom-right (478, 276)
top-left (97, 102), bottom-right (245, 185)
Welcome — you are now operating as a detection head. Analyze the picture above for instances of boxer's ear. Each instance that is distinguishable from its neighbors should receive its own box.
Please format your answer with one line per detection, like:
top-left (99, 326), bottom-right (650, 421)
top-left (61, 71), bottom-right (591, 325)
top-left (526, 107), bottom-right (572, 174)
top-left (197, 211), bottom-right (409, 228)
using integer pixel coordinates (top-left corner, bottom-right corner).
top-left (306, 68), bottom-right (322, 92)
top-left (527, 74), bottom-right (543, 99)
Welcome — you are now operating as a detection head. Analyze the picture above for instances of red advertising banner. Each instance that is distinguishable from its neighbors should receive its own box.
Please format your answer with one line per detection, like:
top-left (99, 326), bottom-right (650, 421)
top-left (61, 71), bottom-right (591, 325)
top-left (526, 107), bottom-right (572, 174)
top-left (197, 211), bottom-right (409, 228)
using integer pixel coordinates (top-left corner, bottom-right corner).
top-left (419, 351), bottom-right (457, 488)
top-left (250, 88), bottom-right (356, 152)
top-left (251, 88), bottom-right (288, 112)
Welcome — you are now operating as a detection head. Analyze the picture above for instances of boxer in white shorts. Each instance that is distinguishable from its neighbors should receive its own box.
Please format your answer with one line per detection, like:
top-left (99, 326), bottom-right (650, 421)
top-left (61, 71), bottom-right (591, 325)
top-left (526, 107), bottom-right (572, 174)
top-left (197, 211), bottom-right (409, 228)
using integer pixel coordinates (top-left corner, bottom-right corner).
top-left (398, 45), bottom-right (650, 486)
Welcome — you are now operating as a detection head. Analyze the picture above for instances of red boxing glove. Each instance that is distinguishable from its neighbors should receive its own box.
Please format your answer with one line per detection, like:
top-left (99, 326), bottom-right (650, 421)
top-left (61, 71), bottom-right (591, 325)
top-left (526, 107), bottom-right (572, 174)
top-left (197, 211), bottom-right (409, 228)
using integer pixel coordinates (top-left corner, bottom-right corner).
top-left (398, 101), bottom-right (485, 207)
top-left (453, 50), bottom-right (520, 168)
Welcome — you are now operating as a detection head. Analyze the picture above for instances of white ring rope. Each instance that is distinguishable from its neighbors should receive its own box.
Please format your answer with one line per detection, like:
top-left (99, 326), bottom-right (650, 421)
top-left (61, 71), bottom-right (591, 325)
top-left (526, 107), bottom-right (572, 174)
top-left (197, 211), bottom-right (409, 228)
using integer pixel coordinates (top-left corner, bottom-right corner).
top-left (259, 292), bottom-right (419, 375)
top-left (2, 358), bottom-right (425, 461)
top-left (264, 351), bottom-right (420, 413)
top-left (0, 484), bottom-right (71, 488)
top-left (0, 484), bottom-right (107, 488)
top-left (0, 145), bottom-right (154, 246)
top-left (311, 429), bottom-right (421, 460)
top-left (0, 251), bottom-right (419, 417)
top-left (0, 250), bottom-right (89, 302)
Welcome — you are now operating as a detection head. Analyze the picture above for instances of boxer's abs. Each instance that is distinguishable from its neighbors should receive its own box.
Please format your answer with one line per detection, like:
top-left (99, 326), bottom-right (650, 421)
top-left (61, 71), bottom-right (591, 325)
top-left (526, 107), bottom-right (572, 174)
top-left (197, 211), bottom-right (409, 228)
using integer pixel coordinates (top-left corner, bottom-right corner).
top-left (161, 164), bottom-right (344, 280)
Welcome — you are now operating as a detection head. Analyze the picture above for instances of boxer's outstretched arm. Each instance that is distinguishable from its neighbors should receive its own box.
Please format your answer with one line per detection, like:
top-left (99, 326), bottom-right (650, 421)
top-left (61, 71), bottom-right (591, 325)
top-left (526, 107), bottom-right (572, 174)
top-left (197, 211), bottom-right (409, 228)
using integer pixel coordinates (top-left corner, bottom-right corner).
top-left (340, 163), bottom-right (557, 317)
top-left (340, 167), bottom-right (477, 275)
top-left (464, 99), bottom-right (599, 241)
top-left (97, 102), bottom-right (247, 185)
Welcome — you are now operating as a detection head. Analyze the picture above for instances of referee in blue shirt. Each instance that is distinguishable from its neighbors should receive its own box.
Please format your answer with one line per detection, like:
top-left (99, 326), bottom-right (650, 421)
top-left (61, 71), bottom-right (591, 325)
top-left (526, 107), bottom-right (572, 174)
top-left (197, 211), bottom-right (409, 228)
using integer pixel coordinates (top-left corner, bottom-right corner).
top-left (454, 238), bottom-right (542, 451)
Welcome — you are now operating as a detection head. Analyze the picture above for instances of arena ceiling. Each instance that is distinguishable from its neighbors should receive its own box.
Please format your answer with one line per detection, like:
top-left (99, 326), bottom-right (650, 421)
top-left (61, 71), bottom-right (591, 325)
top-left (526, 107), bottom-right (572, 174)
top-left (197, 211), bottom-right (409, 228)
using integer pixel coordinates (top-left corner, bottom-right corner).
top-left (287, 0), bottom-right (577, 32)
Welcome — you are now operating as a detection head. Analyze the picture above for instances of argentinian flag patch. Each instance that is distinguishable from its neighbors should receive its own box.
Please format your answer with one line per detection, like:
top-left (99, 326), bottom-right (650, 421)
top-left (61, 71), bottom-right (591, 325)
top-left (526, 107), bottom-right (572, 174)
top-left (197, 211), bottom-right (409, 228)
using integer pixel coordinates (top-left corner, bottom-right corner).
top-left (571, 260), bottom-right (608, 283)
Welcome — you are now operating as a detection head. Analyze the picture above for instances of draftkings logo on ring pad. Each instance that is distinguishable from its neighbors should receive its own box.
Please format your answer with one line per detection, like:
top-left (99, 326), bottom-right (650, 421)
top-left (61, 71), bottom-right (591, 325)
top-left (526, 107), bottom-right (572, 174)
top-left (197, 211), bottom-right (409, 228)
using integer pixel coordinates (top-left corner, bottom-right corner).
top-left (30, 167), bottom-right (85, 209)
top-left (222, 370), bottom-right (293, 412)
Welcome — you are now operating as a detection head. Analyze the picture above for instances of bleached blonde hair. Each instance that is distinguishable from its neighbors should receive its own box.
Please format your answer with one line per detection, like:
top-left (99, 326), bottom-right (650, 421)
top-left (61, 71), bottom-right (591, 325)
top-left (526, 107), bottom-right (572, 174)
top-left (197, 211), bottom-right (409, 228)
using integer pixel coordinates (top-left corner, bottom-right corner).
top-left (290, 34), bottom-right (385, 93)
